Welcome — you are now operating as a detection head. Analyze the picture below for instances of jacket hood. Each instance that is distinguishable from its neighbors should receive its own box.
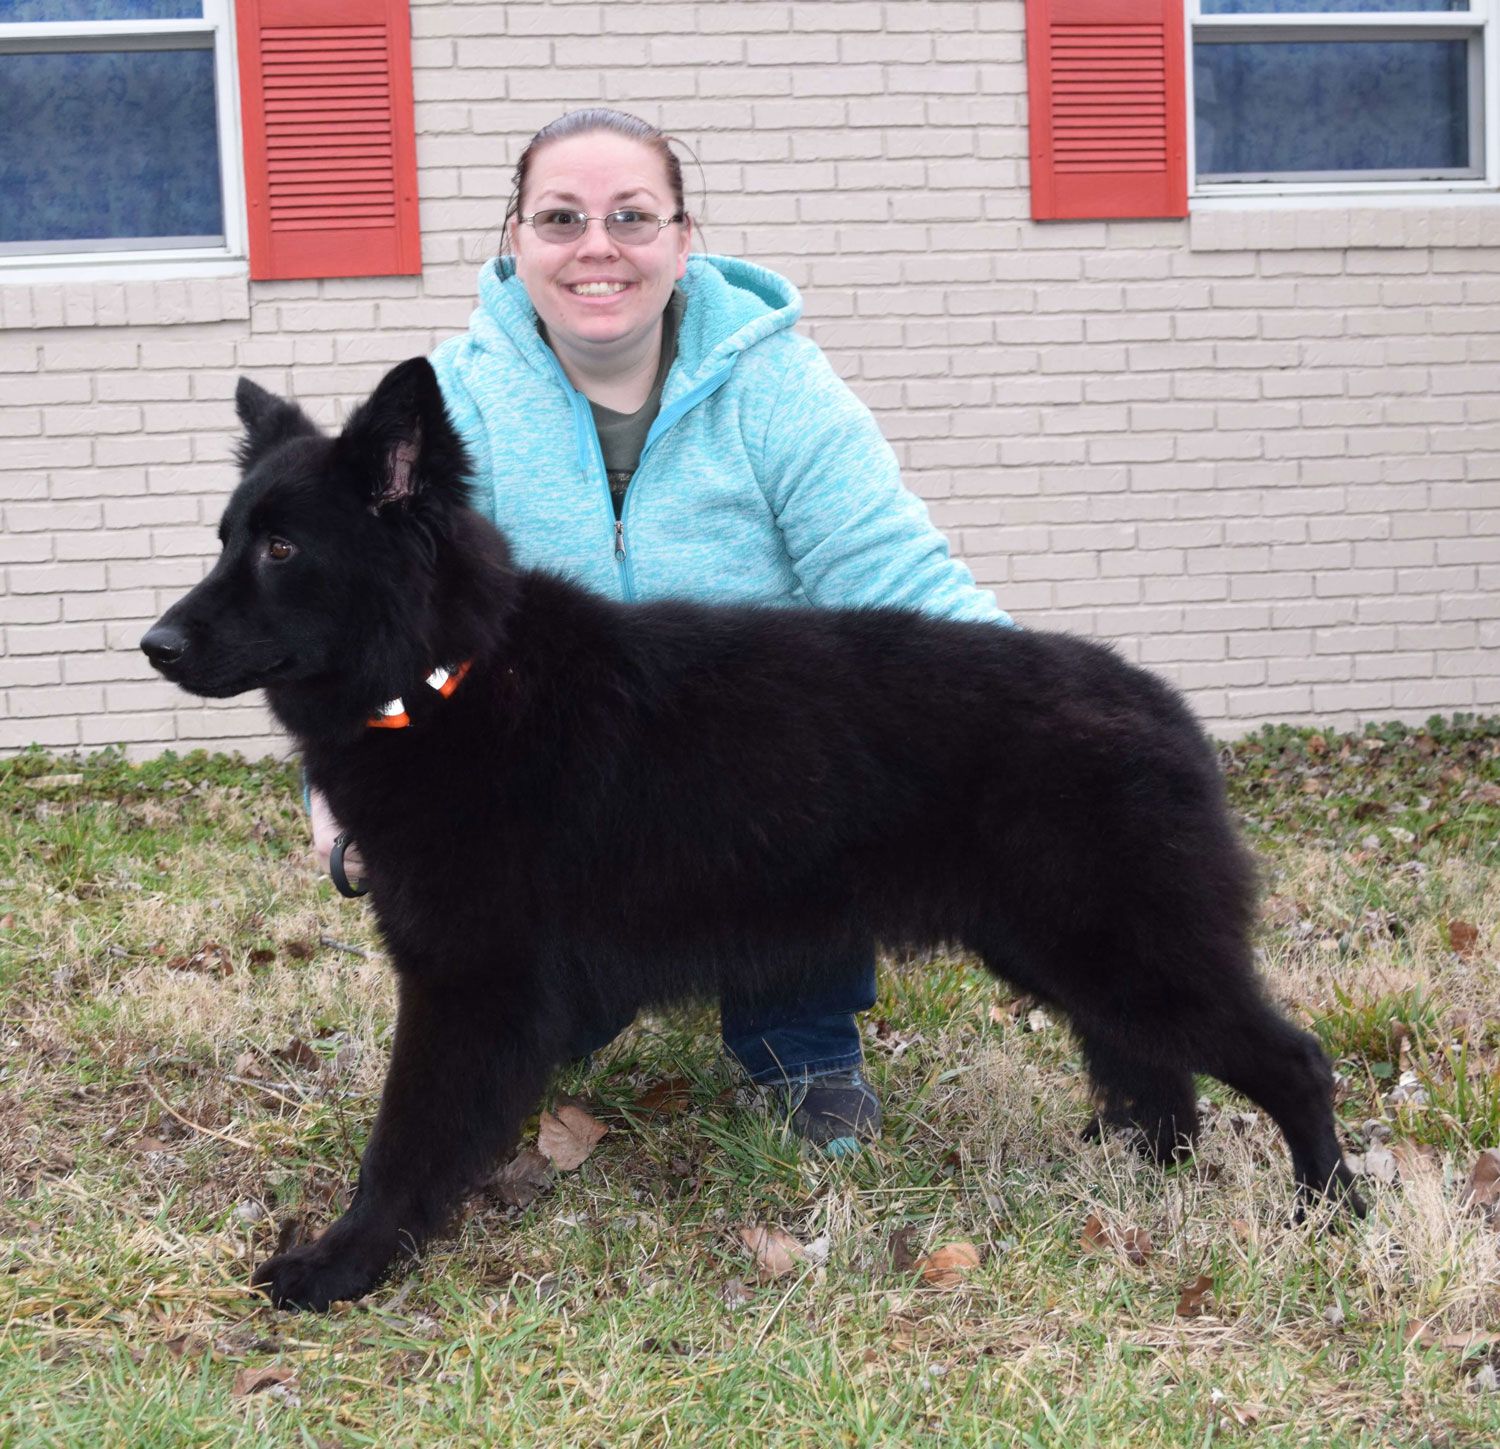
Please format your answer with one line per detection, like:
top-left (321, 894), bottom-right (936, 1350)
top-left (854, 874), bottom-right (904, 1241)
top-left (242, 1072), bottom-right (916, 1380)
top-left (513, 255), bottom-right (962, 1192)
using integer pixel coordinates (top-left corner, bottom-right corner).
top-left (470, 254), bottom-right (804, 401)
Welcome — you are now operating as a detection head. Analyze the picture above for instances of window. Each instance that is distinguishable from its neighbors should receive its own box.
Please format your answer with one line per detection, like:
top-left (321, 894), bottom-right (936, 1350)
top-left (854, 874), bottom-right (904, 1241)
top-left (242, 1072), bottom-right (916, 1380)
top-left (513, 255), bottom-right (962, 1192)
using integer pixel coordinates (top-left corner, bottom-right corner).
top-left (1190, 0), bottom-right (1494, 193)
top-left (0, 0), bottom-right (244, 267)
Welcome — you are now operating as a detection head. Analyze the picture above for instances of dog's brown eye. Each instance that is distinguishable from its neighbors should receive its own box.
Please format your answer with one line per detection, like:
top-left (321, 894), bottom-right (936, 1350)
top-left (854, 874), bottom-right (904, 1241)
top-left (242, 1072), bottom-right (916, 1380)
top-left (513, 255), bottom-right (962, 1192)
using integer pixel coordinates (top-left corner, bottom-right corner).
top-left (267, 537), bottom-right (295, 562)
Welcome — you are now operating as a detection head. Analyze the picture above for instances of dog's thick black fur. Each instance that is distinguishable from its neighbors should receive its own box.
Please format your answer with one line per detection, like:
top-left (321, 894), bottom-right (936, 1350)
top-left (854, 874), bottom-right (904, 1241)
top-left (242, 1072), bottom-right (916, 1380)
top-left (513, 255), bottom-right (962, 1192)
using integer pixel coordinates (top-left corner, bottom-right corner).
top-left (142, 358), bottom-right (1363, 1310)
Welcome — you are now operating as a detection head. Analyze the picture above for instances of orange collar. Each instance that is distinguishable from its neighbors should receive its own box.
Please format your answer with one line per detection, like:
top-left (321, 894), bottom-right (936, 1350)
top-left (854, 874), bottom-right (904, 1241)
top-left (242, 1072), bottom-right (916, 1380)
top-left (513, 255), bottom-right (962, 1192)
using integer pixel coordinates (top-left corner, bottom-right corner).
top-left (367, 660), bottom-right (472, 730)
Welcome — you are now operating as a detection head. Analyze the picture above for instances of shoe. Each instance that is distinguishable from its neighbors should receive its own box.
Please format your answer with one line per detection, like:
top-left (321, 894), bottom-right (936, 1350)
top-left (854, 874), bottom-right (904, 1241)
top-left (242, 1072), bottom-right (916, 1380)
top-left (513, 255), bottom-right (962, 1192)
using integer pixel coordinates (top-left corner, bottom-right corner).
top-left (775, 1068), bottom-right (883, 1154)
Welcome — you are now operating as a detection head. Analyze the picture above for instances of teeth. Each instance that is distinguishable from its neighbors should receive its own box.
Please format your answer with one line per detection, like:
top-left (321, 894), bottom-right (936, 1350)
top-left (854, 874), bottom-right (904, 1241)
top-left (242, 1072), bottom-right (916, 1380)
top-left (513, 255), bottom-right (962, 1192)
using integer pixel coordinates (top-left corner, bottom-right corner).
top-left (569, 282), bottom-right (627, 296)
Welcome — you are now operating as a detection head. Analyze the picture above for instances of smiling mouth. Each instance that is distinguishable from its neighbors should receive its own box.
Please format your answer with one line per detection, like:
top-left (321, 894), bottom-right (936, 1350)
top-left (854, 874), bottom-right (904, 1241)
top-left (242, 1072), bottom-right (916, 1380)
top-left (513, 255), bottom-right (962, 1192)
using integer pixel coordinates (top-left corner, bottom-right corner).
top-left (566, 281), bottom-right (631, 297)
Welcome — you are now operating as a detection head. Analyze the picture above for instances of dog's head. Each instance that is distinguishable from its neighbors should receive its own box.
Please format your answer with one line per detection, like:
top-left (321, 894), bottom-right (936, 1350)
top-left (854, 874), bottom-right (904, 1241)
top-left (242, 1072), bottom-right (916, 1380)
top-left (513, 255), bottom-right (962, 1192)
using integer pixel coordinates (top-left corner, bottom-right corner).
top-left (142, 357), bottom-right (497, 723)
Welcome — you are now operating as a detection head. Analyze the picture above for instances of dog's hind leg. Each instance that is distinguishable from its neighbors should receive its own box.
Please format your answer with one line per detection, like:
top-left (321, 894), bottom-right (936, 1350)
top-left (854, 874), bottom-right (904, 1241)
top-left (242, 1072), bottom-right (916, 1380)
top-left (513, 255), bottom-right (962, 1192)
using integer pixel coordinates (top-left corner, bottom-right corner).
top-left (1196, 1001), bottom-right (1366, 1218)
top-left (1077, 1034), bottom-right (1198, 1166)
top-left (253, 973), bottom-right (556, 1310)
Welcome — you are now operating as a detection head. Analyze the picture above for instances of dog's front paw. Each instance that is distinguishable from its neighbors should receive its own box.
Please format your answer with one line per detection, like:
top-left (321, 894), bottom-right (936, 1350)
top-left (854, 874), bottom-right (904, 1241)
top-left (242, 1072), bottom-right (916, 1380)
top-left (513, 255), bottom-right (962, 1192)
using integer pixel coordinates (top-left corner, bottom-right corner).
top-left (252, 1222), bottom-right (394, 1311)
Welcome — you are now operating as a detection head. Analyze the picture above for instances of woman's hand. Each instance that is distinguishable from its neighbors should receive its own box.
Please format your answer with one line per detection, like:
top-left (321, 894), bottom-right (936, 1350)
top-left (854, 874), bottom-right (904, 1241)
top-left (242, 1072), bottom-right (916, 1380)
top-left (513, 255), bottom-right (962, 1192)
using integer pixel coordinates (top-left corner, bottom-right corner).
top-left (309, 787), bottom-right (365, 881)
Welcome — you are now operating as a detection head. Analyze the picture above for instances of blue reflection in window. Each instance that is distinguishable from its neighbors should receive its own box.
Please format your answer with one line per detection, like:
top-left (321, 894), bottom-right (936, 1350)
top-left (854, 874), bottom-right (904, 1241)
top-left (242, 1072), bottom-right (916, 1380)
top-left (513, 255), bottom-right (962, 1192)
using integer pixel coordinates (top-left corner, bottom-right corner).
top-left (0, 47), bottom-right (223, 246)
top-left (2, 1), bottom-right (202, 19)
top-left (1195, 40), bottom-right (1469, 174)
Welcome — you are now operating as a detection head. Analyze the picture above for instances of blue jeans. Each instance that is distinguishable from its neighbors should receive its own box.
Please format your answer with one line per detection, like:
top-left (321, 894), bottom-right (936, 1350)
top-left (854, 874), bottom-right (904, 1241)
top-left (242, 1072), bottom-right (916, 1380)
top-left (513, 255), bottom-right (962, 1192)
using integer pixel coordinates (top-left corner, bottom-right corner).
top-left (567, 948), bottom-right (878, 1085)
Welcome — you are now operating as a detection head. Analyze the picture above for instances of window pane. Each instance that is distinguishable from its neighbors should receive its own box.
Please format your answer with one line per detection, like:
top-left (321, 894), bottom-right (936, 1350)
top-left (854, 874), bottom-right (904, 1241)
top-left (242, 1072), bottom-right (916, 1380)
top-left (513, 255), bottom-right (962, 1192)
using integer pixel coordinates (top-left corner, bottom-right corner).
top-left (2, 1), bottom-right (202, 19)
top-left (1202, 0), bottom-right (1465, 10)
top-left (1195, 40), bottom-right (1471, 175)
top-left (0, 47), bottom-right (222, 249)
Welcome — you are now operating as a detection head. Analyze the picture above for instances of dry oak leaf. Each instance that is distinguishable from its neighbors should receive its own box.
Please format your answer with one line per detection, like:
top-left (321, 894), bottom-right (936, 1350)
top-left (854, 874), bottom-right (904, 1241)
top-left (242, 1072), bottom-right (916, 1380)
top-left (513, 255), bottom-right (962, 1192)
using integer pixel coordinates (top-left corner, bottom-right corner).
top-left (738, 1224), bottom-right (808, 1281)
top-left (490, 1147), bottom-right (554, 1210)
top-left (231, 1364), bottom-right (296, 1397)
top-left (889, 1225), bottom-right (920, 1275)
top-left (538, 1104), bottom-right (607, 1170)
top-left (1449, 920), bottom-right (1480, 959)
top-left (1081, 1212), bottom-right (1154, 1265)
top-left (275, 1037), bottom-right (320, 1072)
top-left (232, 1050), bottom-right (264, 1079)
top-left (632, 1077), bottom-right (693, 1116)
top-left (166, 941), bottom-right (231, 975)
top-left (1176, 1274), bottom-right (1214, 1318)
top-left (1468, 1148), bottom-right (1500, 1213)
top-left (1390, 1138), bottom-right (1442, 1181)
top-left (915, 1242), bottom-right (981, 1288)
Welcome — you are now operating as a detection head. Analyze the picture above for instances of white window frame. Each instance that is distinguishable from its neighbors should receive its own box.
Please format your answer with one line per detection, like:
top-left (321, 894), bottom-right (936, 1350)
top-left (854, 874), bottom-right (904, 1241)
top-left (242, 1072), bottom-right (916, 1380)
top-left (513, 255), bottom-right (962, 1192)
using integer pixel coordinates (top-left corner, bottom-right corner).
top-left (0, 1), bottom-right (247, 278)
top-left (1187, 1), bottom-right (1500, 199)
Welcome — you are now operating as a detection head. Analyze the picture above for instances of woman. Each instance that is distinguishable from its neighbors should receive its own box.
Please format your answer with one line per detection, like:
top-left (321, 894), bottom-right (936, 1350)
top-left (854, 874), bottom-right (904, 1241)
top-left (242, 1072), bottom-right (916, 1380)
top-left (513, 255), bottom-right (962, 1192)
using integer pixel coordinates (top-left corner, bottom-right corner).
top-left (314, 108), bottom-right (1012, 1151)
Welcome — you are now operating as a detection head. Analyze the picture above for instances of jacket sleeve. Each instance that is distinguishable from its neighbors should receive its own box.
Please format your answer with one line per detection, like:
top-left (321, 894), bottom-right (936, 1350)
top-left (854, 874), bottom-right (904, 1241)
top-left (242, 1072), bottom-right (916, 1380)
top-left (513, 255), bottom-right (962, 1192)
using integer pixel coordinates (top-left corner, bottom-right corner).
top-left (429, 335), bottom-right (495, 505)
top-left (756, 343), bottom-right (1014, 625)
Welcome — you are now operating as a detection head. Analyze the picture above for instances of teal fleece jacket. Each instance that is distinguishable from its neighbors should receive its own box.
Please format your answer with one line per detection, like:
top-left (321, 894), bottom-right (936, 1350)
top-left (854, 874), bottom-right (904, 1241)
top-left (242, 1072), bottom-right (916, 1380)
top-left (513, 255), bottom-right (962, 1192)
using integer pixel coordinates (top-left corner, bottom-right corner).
top-left (429, 254), bottom-right (1013, 623)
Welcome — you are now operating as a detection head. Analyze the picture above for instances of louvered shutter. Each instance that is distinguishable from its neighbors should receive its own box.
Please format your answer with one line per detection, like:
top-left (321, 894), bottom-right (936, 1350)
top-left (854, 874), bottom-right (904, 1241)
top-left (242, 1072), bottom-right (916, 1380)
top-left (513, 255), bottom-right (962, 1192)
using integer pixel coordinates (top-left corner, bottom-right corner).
top-left (1026, 0), bottom-right (1188, 221)
top-left (236, 0), bottom-right (421, 280)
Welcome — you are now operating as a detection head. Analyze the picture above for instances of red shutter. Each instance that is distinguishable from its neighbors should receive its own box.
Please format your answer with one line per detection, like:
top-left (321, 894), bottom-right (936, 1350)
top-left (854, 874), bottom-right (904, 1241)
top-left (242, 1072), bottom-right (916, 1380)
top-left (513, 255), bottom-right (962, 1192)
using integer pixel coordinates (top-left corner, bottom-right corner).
top-left (1026, 0), bottom-right (1188, 221)
top-left (236, 0), bottom-right (421, 280)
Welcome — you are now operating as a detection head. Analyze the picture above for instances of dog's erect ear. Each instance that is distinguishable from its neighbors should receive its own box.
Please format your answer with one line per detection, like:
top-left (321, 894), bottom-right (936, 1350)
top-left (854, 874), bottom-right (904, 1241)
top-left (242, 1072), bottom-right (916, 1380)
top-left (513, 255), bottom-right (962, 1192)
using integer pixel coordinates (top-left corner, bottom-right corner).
top-left (334, 357), bottom-right (470, 513)
top-left (234, 377), bottom-right (318, 470)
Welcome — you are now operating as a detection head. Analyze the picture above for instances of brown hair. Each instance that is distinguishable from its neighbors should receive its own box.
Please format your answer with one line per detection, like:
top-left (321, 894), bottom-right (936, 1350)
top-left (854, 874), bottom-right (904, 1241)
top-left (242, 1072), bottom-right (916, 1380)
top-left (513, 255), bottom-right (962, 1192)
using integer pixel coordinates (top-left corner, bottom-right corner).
top-left (499, 109), bottom-right (690, 259)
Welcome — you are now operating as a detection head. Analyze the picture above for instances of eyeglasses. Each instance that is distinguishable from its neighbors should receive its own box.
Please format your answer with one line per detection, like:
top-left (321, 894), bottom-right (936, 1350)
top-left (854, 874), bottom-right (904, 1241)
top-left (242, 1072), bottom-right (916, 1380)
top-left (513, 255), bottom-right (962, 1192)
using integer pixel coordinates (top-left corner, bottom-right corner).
top-left (518, 208), bottom-right (684, 246)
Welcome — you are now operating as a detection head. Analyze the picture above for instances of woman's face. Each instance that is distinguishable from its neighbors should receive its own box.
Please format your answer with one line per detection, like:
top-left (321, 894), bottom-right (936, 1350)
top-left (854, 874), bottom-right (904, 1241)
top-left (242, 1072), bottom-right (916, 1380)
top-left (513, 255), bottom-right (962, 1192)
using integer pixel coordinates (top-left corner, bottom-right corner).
top-left (511, 131), bottom-right (690, 366)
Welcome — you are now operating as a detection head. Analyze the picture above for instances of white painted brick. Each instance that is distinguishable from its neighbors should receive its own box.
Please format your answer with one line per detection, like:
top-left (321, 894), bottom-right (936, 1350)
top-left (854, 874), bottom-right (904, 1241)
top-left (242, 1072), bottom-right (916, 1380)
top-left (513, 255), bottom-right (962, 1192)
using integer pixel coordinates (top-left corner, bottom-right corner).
top-left (6, 622), bottom-right (105, 655)
top-left (9, 562), bottom-right (106, 594)
top-left (0, 716), bottom-right (80, 749)
top-left (1, 21), bottom-right (1494, 748)
top-left (0, 595), bottom-right (60, 625)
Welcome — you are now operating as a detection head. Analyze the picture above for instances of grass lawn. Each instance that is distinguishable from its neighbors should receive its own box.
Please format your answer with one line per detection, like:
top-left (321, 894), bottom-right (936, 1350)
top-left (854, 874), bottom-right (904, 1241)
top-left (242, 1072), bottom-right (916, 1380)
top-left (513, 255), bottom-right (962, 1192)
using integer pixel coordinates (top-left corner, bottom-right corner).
top-left (2, 718), bottom-right (1498, 1447)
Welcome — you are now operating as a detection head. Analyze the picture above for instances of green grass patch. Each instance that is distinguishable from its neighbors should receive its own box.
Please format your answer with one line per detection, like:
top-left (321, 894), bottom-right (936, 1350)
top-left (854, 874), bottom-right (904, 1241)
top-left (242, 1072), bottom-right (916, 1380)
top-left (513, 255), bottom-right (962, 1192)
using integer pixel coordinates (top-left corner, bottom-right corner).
top-left (2, 723), bottom-right (1499, 1446)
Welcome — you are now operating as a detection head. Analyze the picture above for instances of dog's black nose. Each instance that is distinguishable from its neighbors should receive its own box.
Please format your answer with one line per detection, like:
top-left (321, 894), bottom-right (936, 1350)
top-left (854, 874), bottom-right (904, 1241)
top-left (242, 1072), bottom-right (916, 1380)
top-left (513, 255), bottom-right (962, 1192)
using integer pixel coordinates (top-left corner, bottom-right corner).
top-left (140, 622), bottom-right (189, 668)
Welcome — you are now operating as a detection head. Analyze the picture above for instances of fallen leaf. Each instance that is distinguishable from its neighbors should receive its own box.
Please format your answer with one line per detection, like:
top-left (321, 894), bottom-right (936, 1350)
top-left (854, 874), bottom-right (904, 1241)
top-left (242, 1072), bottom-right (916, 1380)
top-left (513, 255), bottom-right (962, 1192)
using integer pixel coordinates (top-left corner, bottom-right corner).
top-left (1350, 1146), bottom-right (1398, 1185)
top-left (738, 1224), bottom-right (807, 1281)
top-left (284, 940), bottom-right (314, 961)
top-left (720, 1277), bottom-right (753, 1310)
top-left (1468, 1149), bottom-right (1500, 1213)
top-left (248, 947), bottom-right (276, 966)
top-left (165, 1334), bottom-right (209, 1360)
top-left (165, 941), bottom-right (231, 975)
top-left (1229, 1218), bottom-right (1252, 1243)
top-left (275, 1038), bottom-right (320, 1071)
top-left (1410, 1323), bottom-right (1499, 1353)
top-left (231, 1364), bottom-right (296, 1397)
top-left (632, 1077), bottom-right (693, 1116)
top-left (1390, 1139), bottom-right (1441, 1180)
top-left (1450, 920), bottom-right (1480, 958)
top-left (233, 1050), bottom-right (264, 1079)
top-left (1209, 1388), bottom-right (1262, 1428)
top-left (538, 1104), bottom-right (607, 1170)
top-left (1081, 1212), bottom-right (1153, 1265)
top-left (134, 1136), bottom-right (174, 1154)
top-left (915, 1241), bottom-right (980, 1288)
top-left (1176, 1274), bottom-right (1214, 1318)
top-left (490, 1147), bottom-right (554, 1209)
top-left (889, 1225), bottom-right (920, 1274)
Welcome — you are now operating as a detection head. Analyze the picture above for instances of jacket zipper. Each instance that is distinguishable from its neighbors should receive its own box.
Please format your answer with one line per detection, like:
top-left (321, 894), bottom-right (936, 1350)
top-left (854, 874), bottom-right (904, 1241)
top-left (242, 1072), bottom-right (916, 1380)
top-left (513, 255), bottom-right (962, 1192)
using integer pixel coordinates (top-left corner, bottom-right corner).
top-left (543, 347), bottom-right (736, 602)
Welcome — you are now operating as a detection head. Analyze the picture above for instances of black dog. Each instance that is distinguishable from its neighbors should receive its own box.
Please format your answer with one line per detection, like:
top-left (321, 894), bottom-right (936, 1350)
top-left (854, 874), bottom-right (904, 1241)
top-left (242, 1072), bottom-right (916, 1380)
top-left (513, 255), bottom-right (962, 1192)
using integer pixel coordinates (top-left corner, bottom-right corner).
top-left (142, 358), bottom-right (1362, 1310)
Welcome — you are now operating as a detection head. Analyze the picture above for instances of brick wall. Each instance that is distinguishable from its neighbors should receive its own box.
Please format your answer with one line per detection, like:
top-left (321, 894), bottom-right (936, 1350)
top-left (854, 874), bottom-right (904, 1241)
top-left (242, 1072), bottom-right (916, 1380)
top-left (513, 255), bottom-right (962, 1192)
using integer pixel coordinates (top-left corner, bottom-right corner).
top-left (2, 0), bottom-right (1497, 757)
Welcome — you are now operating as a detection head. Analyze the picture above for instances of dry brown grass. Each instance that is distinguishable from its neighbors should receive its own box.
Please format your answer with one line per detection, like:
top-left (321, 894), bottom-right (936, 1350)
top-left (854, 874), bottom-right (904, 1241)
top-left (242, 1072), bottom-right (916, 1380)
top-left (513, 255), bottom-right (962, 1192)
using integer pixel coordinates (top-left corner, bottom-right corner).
top-left (2, 736), bottom-right (1498, 1445)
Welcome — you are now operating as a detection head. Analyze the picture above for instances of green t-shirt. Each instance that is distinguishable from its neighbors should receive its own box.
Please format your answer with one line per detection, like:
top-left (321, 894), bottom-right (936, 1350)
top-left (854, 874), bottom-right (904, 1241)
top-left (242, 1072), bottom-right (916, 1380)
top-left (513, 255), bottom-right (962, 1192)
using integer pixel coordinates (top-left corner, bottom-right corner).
top-left (588, 291), bottom-right (682, 519)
